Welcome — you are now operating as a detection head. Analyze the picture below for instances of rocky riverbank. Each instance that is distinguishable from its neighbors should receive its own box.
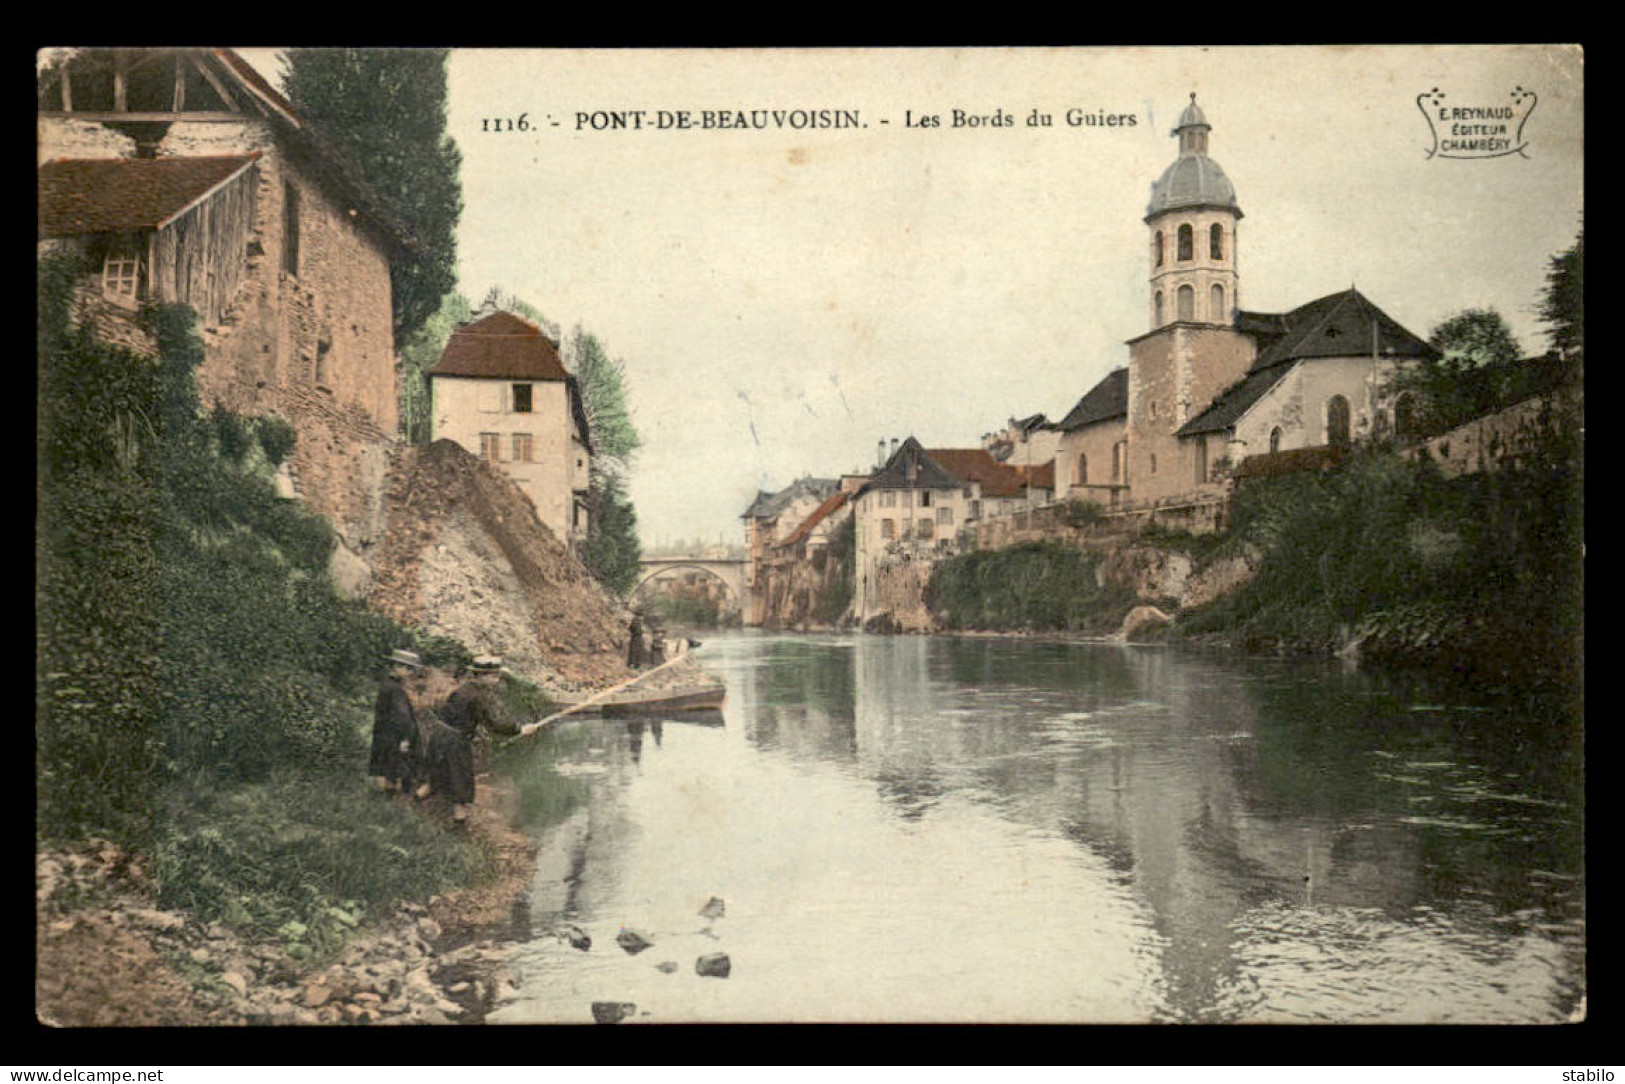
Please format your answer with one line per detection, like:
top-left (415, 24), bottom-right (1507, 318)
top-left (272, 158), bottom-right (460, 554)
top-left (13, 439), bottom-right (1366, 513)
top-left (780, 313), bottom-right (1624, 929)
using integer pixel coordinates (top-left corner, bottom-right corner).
top-left (36, 774), bottom-right (538, 1028)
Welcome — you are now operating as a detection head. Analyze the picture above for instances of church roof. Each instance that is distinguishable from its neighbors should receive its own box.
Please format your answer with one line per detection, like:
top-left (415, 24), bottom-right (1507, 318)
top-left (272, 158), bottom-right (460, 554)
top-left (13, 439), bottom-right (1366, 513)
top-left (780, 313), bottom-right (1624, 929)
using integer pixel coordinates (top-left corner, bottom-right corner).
top-left (1177, 289), bottom-right (1438, 437)
top-left (1245, 289), bottom-right (1437, 373)
top-left (430, 311), bottom-right (571, 381)
top-left (1055, 368), bottom-right (1128, 432)
top-left (1147, 154), bottom-right (1239, 218)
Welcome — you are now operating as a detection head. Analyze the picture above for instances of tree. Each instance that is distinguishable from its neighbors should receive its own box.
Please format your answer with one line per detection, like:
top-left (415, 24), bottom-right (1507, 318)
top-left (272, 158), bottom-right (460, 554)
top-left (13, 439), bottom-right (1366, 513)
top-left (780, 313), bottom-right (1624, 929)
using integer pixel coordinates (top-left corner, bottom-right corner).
top-left (1429, 308), bottom-right (1522, 369)
top-left (1539, 229), bottom-right (1583, 362)
top-left (281, 49), bottom-right (462, 344)
top-left (1390, 308), bottom-right (1525, 438)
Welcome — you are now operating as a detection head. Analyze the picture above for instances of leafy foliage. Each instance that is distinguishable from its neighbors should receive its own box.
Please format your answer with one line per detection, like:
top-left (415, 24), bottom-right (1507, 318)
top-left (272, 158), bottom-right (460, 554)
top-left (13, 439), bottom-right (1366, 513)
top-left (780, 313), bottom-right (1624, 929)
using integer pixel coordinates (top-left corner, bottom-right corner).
top-left (581, 476), bottom-right (642, 596)
top-left (1539, 229), bottom-right (1583, 361)
top-left (927, 541), bottom-right (1127, 632)
top-left (280, 49), bottom-right (463, 343)
top-left (811, 516), bottom-right (857, 625)
top-left (398, 292), bottom-right (473, 444)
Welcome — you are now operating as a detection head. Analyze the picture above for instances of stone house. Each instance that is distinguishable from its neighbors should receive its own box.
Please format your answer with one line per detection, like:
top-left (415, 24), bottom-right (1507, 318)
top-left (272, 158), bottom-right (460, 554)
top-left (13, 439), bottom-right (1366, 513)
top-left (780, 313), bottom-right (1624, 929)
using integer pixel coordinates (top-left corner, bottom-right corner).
top-left (852, 439), bottom-right (1053, 626)
top-left (36, 47), bottom-right (419, 587)
top-left (427, 311), bottom-right (594, 547)
top-left (740, 476), bottom-right (841, 625)
top-left (983, 414), bottom-right (1062, 473)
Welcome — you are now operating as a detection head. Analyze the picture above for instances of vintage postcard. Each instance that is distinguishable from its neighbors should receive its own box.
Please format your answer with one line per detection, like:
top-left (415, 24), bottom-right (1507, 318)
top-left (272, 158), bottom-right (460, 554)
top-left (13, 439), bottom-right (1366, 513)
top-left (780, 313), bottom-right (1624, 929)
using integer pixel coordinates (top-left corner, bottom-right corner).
top-left (36, 46), bottom-right (1583, 1033)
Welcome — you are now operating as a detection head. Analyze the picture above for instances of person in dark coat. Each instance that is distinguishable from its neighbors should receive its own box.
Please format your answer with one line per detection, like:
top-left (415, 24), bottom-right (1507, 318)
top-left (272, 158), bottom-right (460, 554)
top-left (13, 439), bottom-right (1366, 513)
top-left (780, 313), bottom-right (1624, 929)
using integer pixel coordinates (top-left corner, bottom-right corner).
top-left (627, 615), bottom-right (645, 669)
top-left (370, 649), bottom-right (423, 792)
top-left (430, 654), bottom-right (521, 824)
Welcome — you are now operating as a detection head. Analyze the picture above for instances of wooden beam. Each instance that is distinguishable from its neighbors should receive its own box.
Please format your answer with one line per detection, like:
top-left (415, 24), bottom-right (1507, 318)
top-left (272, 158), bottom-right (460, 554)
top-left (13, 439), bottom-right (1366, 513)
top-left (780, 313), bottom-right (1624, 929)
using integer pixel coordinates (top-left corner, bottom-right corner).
top-left (112, 49), bottom-right (126, 112)
top-left (126, 50), bottom-right (172, 74)
top-left (173, 53), bottom-right (185, 112)
top-left (40, 111), bottom-right (244, 123)
top-left (59, 61), bottom-right (71, 111)
top-left (192, 55), bottom-right (240, 113)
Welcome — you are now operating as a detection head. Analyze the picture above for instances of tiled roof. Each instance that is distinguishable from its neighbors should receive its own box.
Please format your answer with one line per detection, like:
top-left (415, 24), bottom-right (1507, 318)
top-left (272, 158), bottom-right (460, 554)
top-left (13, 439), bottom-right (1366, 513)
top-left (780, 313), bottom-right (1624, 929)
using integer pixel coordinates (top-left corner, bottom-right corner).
top-left (741, 476), bottom-right (839, 522)
top-left (1056, 368), bottom-right (1129, 431)
top-left (776, 490), bottom-right (850, 548)
top-left (1179, 290), bottom-right (1437, 437)
top-left (1018, 462), bottom-right (1055, 490)
top-left (429, 312), bottom-right (570, 381)
top-left (925, 448), bottom-right (1039, 498)
top-left (1247, 289), bottom-right (1436, 373)
top-left (866, 438), bottom-right (962, 491)
top-left (38, 155), bottom-right (259, 237)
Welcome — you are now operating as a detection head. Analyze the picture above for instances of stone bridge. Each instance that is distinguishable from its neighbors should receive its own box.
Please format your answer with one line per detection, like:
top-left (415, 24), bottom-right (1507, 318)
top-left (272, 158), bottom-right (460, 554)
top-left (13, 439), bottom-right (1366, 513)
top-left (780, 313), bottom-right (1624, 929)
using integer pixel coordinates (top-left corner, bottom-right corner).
top-left (633, 557), bottom-right (747, 614)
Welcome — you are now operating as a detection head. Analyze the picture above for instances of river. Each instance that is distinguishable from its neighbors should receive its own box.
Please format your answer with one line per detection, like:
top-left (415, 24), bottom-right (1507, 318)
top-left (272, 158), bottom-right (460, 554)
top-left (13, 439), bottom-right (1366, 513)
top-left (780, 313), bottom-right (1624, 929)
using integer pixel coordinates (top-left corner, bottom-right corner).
top-left (487, 632), bottom-right (1584, 1025)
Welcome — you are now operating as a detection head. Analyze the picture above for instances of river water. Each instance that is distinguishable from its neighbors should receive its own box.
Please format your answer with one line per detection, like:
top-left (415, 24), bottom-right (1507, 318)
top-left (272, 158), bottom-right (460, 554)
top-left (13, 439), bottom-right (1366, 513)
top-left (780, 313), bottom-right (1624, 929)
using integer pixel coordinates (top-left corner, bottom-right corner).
top-left (488, 632), bottom-right (1584, 1025)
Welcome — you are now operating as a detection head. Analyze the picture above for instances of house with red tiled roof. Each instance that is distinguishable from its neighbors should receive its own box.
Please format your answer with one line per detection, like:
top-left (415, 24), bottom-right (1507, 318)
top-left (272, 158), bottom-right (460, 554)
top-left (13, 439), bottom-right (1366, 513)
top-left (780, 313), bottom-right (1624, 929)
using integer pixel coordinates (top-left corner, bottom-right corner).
top-left (37, 47), bottom-right (414, 439)
top-left (429, 311), bottom-right (594, 545)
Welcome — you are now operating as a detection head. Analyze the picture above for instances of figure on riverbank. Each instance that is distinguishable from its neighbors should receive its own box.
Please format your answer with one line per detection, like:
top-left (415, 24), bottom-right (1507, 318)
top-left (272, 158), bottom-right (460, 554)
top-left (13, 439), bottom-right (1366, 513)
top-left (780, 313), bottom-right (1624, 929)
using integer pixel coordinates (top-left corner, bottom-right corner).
top-left (648, 622), bottom-right (667, 666)
top-left (370, 649), bottom-right (423, 793)
top-left (429, 654), bottom-right (522, 825)
top-left (627, 614), bottom-right (645, 669)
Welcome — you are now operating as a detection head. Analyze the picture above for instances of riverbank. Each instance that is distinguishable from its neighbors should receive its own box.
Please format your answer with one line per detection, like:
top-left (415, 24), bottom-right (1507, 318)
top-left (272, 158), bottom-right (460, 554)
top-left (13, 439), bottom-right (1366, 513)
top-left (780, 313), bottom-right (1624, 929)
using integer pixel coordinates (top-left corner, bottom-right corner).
top-left (36, 770), bottom-right (538, 1028)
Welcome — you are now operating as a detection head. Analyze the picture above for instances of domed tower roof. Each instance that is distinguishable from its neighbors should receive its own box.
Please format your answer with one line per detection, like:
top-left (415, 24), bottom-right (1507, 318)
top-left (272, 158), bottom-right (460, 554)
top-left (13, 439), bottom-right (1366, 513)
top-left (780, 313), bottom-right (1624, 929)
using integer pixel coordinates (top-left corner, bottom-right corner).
top-left (1146, 93), bottom-right (1242, 220)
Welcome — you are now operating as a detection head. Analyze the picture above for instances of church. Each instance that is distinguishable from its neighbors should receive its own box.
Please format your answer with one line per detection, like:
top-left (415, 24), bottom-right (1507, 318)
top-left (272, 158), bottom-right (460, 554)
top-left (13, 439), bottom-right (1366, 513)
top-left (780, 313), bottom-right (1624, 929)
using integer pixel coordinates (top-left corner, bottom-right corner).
top-left (1052, 94), bottom-right (1438, 527)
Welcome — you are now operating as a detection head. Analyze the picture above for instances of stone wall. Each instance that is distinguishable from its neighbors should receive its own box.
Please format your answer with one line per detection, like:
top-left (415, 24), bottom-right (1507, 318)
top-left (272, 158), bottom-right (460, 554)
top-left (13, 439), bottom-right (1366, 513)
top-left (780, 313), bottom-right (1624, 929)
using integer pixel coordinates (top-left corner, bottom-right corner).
top-left (1406, 387), bottom-right (1581, 479)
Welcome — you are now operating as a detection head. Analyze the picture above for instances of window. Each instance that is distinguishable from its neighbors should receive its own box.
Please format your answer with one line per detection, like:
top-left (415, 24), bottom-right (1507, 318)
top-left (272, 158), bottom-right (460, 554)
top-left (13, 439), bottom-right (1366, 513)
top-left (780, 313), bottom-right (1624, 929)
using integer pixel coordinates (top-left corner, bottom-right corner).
top-left (920, 491), bottom-right (932, 508)
top-left (1177, 224), bottom-right (1193, 261)
top-left (1111, 442), bottom-right (1124, 482)
top-left (1153, 230), bottom-right (1164, 267)
top-left (511, 383), bottom-right (533, 413)
top-left (1154, 291), bottom-right (1164, 325)
top-left (1327, 395), bottom-right (1351, 446)
top-left (1210, 223), bottom-right (1224, 260)
top-left (937, 506), bottom-right (953, 526)
top-left (881, 518), bottom-right (896, 539)
top-left (881, 491), bottom-right (896, 508)
top-left (479, 433), bottom-right (501, 463)
top-left (1269, 427), bottom-right (1283, 454)
top-left (1394, 393), bottom-right (1418, 438)
top-left (1177, 285), bottom-right (1195, 321)
top-left (102, 249), bottom-right (139, 307)
top-left (1211, 284), bottom-right (1226, 323)
top-left (969, 500), bottom-right (981, 520)
top-left (918, 518), bottom-right (935, 540)
top-left (1077, 453), bottom-right (1088, 485)
top-left (1150, 453), bottom-right (1158, 475)
top-left (1194, 438), bottom-right (1208, 484)
top-left (513, 433), bottom-right (535, 462)
top-left (283, 181), bottom-right (300, 275)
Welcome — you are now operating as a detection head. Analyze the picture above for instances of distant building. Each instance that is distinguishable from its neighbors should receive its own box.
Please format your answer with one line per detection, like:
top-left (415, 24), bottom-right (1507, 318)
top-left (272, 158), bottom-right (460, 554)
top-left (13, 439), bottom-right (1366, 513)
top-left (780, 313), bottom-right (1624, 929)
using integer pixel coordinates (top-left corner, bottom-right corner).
top-left (428, 310), bottom-right (593, 546)
top-left (740, 476), bottom-right (840, 625)
top-left (1052, 367), bottom-right (1129, 506)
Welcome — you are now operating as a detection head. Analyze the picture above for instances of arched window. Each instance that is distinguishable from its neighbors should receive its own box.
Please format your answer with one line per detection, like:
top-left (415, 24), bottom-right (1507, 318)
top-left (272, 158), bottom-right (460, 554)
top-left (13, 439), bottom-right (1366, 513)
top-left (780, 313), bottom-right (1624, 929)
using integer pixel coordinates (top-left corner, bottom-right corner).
top-left (1153, 231), bottom-right (1164, 268)
top-left (1154, 291), bottom-right (1163, 325)
top-left (1194, 438), bottom-right (1208, 484)
top-left (1210, 223), bottom-right (1224, 260)
top-left (1327, 395), bottom-right (1351, 446)
top-left (1269, 427), bottom-right (1283, 454)
top-left (1394, 393), bottom-right (1418, 439)
top-left (1077, 453), bottom-right (1088, 485)
top-left (1210, 284), bottom-right (1226, 323)
top-left (1112, 441), bottom-right (1125, 482)
top-left (1177, 224), bottom-right (1193, 261)
top-left (1177, 285), bottom-right (1195, 321)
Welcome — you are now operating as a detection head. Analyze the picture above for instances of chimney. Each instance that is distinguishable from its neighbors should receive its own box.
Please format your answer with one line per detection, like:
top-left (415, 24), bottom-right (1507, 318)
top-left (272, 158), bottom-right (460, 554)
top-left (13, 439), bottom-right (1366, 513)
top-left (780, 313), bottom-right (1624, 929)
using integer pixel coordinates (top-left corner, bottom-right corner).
top-left (876, 439), bottom-right (886, 468)
top-left (890, 438), bottom-right (899, 459)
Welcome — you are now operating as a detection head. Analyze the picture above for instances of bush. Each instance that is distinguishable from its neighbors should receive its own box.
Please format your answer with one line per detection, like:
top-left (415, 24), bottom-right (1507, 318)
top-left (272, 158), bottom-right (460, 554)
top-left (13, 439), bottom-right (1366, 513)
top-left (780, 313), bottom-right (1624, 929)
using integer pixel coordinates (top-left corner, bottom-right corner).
top-left (927, 541), bottom-right (1126, 632)
top-left (256, 415), bottom-right (298, 468)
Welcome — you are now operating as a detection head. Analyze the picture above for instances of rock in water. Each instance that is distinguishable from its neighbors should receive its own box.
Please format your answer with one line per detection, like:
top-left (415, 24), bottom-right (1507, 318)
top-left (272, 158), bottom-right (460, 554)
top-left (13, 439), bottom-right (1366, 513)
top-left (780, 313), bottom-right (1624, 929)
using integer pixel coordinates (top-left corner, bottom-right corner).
top-left (616, 927), bottom-right (654, 955)
top-left (1121, 605), bottom-right (1173, 642)
top-left (559, 925), bottom-right (592, 951)
top-left (698, 896), bottom-right (726, 920)
top-left (591, 1001), bottom-right (637, 1024)
top-left (695, 953), bottom-right (731, 978)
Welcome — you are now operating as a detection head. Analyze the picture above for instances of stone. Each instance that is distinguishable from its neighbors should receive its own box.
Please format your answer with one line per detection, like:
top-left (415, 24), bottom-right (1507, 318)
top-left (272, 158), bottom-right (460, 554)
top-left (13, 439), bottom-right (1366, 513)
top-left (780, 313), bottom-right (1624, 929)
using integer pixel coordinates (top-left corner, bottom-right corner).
top-left (220, 971), bottom-right (249, 997)
top-left (301, 983), bottom-right (333, 1008)
top-left (616, 927), bottom-right (655, 955)
top-left (353, 991), bottom-right (382, 1004)
top-left (698, 896), bottom-right (726, 920)
top-left (560, 925), bottom-right (592, 951)
top-left (1121, 605), bottom-right (1174, 642)
top-left (448, 981), bottom-right (471, 993)
top-left (695, 953), bottom-right (732, 978)
top-left (655, 961), bottom-right (679, 974)
top-left (416, 917), bottom-right (443, 942)
top-left (591, 1001), bottom-right (637, 1025)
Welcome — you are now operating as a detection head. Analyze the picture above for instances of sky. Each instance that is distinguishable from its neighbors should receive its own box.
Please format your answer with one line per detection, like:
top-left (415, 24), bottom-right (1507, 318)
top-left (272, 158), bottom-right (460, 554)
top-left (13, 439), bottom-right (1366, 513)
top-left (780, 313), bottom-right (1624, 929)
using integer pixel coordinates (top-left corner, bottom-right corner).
top-left (245, 46), bottom-right (1583, 550)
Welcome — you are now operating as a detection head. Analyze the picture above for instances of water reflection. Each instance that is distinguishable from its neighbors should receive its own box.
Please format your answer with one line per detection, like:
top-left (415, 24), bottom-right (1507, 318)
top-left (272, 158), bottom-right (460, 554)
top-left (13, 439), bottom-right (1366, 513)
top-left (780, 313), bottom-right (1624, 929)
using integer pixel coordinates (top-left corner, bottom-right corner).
top-left (496, 632), bottom-right (1582, 1024)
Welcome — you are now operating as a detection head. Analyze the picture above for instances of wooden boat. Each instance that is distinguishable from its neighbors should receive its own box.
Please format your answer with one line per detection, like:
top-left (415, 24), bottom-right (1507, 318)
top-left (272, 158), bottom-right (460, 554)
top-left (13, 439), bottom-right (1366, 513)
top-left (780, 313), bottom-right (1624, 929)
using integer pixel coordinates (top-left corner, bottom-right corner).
top-left (551, 682), bottom-right (728, 718)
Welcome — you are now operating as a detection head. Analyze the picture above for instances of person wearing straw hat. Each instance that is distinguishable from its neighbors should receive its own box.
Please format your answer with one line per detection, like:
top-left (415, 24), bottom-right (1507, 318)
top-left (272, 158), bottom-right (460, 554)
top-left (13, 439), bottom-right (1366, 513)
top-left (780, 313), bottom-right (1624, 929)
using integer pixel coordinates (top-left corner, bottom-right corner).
top-left (428, 654), bottom-right (520, 825)
top-left (370, 648), bottom-right (423, 792)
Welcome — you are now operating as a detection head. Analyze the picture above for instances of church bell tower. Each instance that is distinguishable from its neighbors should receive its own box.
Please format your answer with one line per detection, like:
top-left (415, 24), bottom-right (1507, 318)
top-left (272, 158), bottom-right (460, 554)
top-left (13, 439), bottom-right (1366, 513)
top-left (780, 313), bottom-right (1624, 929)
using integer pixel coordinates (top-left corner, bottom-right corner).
top-left (1145, 94), bottom-right (1242, 330)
